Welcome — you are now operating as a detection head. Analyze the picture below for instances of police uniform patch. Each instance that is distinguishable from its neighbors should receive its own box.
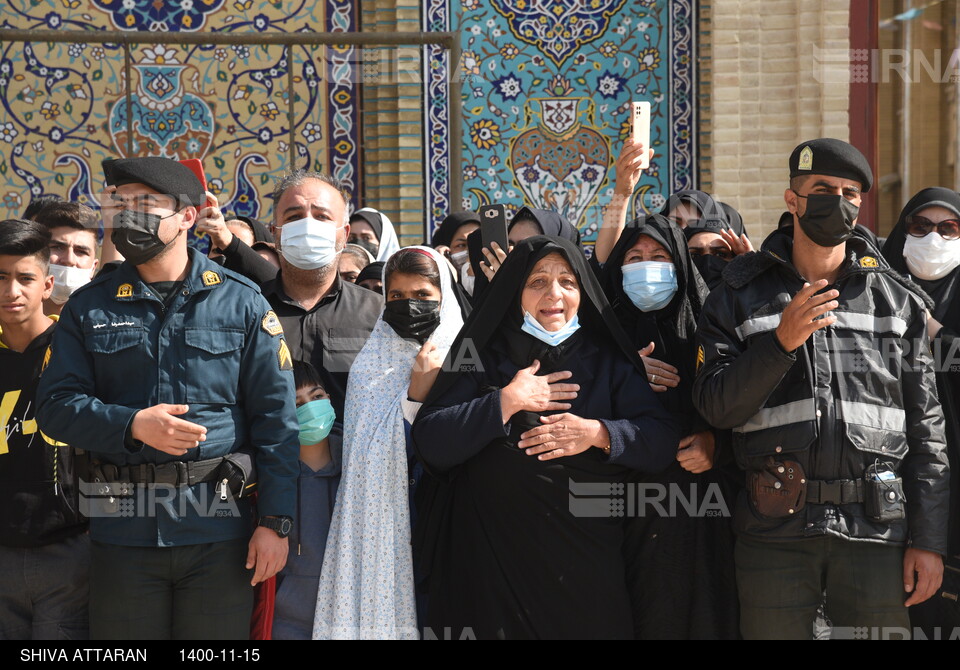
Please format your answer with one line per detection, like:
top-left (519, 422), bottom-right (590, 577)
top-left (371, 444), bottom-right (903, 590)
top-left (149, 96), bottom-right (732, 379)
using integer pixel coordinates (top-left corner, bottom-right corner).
top-left (277, 338), bottom-right (293, 371)
top-left (201, 271), bottom-right (222, 286)
top-left (116, 283), bottom-right (133, 298)
top-left (696, 345), bottom-right (705, 372)
top-left (860, 256), bottom-right (879, 268)
top-left (261, 310), bottom-right (283, 337)
top-left (798, 146), bottom-right (814, 171)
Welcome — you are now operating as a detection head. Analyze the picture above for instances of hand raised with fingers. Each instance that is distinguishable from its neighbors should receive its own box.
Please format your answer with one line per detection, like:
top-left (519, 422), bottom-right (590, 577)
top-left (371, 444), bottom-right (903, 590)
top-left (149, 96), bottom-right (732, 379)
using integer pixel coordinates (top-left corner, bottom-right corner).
top-left (774, 280), bottom-right (839, 353)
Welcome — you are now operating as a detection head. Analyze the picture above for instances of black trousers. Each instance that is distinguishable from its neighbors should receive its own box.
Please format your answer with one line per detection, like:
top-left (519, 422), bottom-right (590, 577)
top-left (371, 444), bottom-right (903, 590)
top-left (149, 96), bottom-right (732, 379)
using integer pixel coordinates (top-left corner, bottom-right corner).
top-left (89, 538), bottom-right (253, 640)
top-left (736, 534), bottom-right (910, 640)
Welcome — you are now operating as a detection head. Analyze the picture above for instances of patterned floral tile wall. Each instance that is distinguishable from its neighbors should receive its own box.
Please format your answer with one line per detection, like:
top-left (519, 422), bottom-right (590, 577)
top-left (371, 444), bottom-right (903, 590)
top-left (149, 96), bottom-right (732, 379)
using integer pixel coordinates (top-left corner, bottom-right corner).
top-left (0, 0), bottom-right (694, 250)
top-left (451, 0), bottom-right (697, 246)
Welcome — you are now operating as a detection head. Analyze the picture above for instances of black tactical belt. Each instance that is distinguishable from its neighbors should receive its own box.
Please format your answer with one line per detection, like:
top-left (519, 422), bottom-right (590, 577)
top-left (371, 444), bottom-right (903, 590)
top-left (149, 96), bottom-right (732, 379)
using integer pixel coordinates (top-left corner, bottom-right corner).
top-left (92, 458), bottom-right (225, 487)
top-left (806, 479), bottom-right (865, 505)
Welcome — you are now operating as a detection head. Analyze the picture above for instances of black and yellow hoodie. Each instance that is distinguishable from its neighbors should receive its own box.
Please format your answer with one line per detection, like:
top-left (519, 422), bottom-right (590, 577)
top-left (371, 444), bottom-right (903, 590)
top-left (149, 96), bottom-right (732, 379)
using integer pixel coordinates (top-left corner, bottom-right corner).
top-left (0, 316), bottom-right (86, 547)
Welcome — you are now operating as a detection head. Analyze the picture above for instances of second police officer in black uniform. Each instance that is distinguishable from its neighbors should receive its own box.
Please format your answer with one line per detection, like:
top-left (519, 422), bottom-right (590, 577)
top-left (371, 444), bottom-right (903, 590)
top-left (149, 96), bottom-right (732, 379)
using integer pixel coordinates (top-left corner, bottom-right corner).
top-left (693, 138), bottom-right (950, 640)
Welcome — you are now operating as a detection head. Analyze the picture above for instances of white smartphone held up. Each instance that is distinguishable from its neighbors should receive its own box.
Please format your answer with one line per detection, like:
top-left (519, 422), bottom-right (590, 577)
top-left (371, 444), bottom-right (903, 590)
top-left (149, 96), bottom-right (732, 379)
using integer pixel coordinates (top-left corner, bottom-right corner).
top-left (631, 101), bottom-right (651, 169)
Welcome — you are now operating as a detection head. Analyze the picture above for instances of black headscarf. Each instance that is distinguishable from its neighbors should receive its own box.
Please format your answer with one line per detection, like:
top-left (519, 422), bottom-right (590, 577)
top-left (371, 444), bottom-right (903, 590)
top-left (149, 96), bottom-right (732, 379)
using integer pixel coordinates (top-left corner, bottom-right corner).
top-left (882, 187), bottom-right (960, 324)
top-left (234, 215), bottom-right (274, 244)
top-left (427, 235), bottom-right (644, 407)
top-left (719, 201), bottom-right (746, 237)
top-left (356, 261), bottom-right (384, 286)
top-left (350, 209), bottom-right (383, 241)
top-left (431, 211), bottom-right (479, 249)
top-left (509, 207), bottom-right (582, 247)
top-left (682, 217), bottom-right (734, 291)
top-left (466, 208), bottom-right (584, 306)
top-left (660, 189), bottom-right (724, 223)
top-left (601, 215), bottom-right (707, 431)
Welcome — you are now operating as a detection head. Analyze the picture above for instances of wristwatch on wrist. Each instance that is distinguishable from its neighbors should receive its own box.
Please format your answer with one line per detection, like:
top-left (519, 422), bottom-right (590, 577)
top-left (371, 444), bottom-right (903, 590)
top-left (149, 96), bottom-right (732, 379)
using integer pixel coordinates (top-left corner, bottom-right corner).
top-left (258, 515), bottom-right (293, 538)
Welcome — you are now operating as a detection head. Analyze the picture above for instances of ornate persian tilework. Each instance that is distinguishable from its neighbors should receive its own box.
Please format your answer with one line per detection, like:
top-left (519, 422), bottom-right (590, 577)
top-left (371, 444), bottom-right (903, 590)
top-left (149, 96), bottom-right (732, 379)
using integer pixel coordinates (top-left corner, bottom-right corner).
top-left (0, 0), bottom-right (695, 251)
top-left (452, 0), bottom-right (696, 249)
top-left (326, 0), bottom-right (360, 204)
top-left (0, 0), bottom-right (361, 253)
top-left (422, 0), bottom-right (451, 236)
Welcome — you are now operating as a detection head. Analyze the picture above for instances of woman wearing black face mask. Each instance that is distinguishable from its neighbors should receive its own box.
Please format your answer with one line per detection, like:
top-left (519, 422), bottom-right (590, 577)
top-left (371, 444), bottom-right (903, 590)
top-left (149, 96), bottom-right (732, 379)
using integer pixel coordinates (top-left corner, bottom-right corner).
top-left (313, 246), bottom-right (463, 639)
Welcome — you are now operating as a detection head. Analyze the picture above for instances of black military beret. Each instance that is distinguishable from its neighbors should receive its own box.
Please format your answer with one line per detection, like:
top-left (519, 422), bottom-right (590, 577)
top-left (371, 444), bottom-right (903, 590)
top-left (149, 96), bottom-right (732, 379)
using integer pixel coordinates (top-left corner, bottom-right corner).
top-left (789, 138), bottom-right (873, 193)
top-left (102, 157), bottom-right (206, 208)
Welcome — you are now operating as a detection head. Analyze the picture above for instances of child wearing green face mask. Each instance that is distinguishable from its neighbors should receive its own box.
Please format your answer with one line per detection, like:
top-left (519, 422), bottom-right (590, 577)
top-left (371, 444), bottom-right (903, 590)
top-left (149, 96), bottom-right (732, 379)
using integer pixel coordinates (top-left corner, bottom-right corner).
top-left (269, 360), bottom-right (342, 640)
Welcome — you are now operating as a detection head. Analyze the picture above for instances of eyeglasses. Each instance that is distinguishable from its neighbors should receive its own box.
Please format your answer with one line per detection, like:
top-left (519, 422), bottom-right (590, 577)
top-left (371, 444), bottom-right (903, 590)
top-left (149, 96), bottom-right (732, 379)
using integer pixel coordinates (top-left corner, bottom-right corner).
top-left (689, 247), bottom-right (735, 261)
top-left (906, 215), bottom-right (960, 240)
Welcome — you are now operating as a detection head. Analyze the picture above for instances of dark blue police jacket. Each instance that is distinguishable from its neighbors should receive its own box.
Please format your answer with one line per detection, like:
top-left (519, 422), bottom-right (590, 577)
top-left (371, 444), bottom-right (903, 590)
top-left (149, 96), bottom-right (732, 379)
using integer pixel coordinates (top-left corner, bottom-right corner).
top-left (37, 248), bottom-right (299, 547)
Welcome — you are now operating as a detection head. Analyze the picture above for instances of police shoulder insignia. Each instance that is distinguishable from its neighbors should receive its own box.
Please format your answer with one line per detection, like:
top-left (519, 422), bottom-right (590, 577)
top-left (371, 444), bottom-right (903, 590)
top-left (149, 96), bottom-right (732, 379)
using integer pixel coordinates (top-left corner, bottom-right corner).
top-left (860, 256), bottom-right (879, 268)
top-left (201, 270), bottom-right (222, 286)
top-left (277, 338), bottom-right (293, 371)
top-left (798, 146), bottom-right (814, 171)
top-left (696, 345), bottom-right (705, 372)
top-left (116, 283), bottom-right (133, 298)
top-left (261, 310), bottom-right (284, 337)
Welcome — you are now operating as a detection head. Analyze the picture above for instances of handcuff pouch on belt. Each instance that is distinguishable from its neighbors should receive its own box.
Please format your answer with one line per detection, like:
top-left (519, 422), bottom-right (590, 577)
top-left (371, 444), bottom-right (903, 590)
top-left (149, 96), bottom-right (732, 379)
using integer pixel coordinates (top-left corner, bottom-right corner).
top-left (748, 456), bottom-right (807, 519)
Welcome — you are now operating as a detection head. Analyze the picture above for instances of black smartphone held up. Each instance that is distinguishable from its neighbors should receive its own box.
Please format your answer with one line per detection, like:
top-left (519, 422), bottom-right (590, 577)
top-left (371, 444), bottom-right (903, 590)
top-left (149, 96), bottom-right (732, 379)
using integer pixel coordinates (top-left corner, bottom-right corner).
top-left (479, 204), bottom-right (509, 254)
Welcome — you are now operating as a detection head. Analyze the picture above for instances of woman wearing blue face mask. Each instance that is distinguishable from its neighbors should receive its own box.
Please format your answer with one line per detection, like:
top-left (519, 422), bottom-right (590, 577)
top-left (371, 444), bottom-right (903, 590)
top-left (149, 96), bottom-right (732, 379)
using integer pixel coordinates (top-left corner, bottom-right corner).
top-left (313, 246), bottom-right (463, 640)
top-left (600, 214), bottom-right (741, 639)
top-left (411, 236), bottom-right (678, 639)
top-left (269, 361), bottom-right (341, 640)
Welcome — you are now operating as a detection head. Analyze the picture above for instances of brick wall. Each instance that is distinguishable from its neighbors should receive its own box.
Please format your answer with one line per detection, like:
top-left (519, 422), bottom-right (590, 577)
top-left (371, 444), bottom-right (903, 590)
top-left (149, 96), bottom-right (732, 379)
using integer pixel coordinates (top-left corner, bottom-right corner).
top-left (700, 2), bottom-right (852, 240)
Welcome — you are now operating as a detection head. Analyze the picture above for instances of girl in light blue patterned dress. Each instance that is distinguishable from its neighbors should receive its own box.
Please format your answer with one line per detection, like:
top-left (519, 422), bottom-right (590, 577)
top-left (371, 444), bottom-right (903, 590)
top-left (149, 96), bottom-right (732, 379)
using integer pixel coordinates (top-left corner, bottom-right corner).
top-left (313, 246), bottom-right (463, 640)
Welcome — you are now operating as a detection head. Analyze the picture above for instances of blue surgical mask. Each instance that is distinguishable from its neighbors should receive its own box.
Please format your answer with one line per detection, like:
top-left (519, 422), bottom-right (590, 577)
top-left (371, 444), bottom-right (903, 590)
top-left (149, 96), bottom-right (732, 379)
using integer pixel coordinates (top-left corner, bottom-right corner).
top-left (296, 398), bottom-right (336, 446)
top-left (521, 311), bottom-right (581, 346)
top-left (279, 216), bottom-right (340, 270)
top-left (621, 261), bottom-right (678, 312)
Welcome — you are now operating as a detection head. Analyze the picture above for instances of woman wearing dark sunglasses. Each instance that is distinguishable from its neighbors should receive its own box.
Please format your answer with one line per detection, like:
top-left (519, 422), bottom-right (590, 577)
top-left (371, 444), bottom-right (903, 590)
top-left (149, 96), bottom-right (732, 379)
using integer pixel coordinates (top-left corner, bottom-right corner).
top-left (882, 187), bottom-right (960, 637)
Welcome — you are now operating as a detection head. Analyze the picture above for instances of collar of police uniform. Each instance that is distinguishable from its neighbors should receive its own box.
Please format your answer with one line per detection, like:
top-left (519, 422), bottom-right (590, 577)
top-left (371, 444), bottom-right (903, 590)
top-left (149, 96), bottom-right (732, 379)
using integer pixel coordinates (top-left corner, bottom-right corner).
top-left (723, 227), bottom-right (889, 291)
top-left (112, 248), bottom-right (225, 301)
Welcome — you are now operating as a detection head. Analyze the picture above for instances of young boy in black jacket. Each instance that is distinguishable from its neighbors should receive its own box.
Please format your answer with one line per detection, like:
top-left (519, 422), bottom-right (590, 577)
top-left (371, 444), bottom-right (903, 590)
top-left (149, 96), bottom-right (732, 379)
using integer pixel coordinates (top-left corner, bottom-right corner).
top-left (0, 218), bottom-right (87, 640)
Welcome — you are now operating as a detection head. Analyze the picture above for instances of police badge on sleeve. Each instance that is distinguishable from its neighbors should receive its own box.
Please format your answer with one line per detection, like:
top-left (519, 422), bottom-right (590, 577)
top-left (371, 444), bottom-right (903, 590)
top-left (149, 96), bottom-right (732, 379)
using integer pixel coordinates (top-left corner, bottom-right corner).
top-left (261, 310), bottom-right (284, 337)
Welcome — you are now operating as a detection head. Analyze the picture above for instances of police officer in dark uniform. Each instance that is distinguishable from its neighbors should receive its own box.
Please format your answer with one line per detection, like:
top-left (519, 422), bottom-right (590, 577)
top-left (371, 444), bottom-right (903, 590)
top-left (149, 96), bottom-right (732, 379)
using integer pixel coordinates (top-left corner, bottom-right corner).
top-left (37, 157), bottom-right (299, 640)
top-left (693, 139), bottom-right (950, 639)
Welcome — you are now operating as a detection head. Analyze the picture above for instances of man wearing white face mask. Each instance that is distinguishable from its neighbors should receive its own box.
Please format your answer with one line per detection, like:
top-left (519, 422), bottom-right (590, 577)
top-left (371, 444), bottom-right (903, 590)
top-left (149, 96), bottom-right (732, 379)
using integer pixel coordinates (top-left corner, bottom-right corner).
top-left (259, 170), bottom-right (382, 417)
top-left (31, 201), bottom-right (99, 316)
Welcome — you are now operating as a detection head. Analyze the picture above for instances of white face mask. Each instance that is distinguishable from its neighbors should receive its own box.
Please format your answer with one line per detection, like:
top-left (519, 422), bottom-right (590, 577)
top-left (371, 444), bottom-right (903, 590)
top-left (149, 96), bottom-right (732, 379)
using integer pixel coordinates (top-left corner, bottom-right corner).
top-left (903, 233), bottom-right (960, 281)
top-left (450, 249), bottom-right (468, 271)
top-left (48, 263), bottom-right (94, 304)
top-left (278, 216), bottom-right (341, 270)
top-left (459, 259), bottom-right (475, 296)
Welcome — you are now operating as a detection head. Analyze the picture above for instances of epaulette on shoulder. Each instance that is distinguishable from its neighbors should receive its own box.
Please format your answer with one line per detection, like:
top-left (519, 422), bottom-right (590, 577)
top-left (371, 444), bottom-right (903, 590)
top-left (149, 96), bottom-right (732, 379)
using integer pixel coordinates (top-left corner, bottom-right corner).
top-left (721, 251), bottom-right (778, 289)
top-left (219, 266), bottom-right (263, 294)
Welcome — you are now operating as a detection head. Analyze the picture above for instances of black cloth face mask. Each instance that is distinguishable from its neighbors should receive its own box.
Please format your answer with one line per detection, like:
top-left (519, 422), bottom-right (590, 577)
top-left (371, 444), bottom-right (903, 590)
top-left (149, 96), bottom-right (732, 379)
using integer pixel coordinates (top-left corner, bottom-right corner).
top-left (351, 238), bottom-right (379, 258)
top-left (794, 193), bottom-right (859, 248)
top-left (382, 298), bottom-right (441, 344)
top-left (111, 209), bottom-right (178, 265)
top-left (691, 253), bottom-right (727, 291)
